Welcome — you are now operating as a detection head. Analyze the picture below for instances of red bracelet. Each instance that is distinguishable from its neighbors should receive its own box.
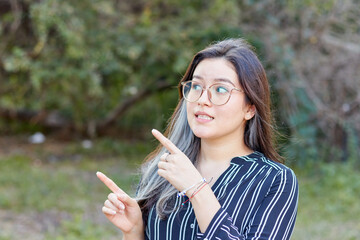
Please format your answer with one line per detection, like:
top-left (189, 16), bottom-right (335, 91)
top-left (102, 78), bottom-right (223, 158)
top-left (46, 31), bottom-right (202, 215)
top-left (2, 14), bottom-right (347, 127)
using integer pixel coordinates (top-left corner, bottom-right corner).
top-left (181, 182), bottom-right (208, 206)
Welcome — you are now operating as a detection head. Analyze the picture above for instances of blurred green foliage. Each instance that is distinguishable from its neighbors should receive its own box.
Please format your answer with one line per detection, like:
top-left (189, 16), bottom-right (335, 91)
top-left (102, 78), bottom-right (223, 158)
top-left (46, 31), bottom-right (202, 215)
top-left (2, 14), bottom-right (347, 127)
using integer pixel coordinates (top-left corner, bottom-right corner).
top-left (1, 0), bottom-right (359, 164)
top-left (0, 0), bottom-right (244, 133)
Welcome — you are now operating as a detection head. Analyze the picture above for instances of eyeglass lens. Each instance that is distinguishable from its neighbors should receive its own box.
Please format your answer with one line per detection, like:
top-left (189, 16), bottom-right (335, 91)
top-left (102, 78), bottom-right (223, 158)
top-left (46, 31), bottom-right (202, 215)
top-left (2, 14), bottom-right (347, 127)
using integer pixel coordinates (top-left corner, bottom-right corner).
top-left (182, 81), bottom-right (231, 105)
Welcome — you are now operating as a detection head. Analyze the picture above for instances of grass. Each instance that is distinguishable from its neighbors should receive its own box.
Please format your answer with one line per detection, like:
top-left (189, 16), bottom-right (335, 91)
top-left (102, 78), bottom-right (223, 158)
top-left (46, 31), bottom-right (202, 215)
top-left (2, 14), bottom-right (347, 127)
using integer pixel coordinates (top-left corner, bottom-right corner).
top-left (0, 154), bottom-right (130, 239)
top-left (0, 138), bottom-right (359, 239)
top-left (0, 138), bottom-right (148, 240)
top-left (291, 162), bottom-right (360, 240)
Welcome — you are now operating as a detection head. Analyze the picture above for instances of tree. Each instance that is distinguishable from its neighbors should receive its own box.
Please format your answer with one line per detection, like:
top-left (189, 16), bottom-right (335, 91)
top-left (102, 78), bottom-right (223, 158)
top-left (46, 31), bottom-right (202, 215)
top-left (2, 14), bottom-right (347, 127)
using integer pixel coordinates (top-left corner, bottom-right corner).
top-left (0, 0), bottom-right (242, 137)
top-left (238, 0), bottom-right (360, 162)
top-left (1, 0), bottom-right (359, 162)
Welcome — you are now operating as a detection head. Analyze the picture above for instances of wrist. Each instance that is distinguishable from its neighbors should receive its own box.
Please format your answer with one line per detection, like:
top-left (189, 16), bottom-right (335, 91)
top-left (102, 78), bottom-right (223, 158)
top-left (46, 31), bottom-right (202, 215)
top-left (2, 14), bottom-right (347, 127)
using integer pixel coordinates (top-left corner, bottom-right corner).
top-left (179, 178), bottom-right (206, 198)
top-left (123, 222), bottom-right (144, 240)
top-left (189, 184), bottom-right (221, 211)
top-left (185, 181), bottom-right (206, 198)
top-left (184, 176), bottom-right (214, 199)
top-left (189, 184), bottom-right (215, 204)
top-left (123, 231), bottom-right (144, 240)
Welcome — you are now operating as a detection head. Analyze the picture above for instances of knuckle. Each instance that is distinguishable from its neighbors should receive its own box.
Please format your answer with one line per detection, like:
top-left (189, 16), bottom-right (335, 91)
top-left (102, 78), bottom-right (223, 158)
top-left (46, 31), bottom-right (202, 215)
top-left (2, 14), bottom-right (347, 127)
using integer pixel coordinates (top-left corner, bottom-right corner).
top-left (169, 157), bottom-right (176, 164)
top-left (120, 193), bottom-right (127, 201)
top-left (108, 192), bottom-right (116, 199)
top-left (102, 206), bottom-right (107, 212)
top-left (157, 169), bottom-right (164, 177)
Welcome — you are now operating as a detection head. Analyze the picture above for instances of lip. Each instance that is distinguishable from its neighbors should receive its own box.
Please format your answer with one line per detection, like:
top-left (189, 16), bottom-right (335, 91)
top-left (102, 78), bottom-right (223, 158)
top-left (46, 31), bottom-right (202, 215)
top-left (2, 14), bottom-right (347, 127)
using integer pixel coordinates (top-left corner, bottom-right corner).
top-left (194, 111), bottom-right (214, 123)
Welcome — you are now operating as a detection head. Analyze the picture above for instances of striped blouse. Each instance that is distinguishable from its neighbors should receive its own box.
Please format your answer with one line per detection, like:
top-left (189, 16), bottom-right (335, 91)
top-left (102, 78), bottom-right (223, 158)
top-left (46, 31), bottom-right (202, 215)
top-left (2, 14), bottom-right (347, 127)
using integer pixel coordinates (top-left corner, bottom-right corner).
top-left (144, 151), bottom-right (298, 240)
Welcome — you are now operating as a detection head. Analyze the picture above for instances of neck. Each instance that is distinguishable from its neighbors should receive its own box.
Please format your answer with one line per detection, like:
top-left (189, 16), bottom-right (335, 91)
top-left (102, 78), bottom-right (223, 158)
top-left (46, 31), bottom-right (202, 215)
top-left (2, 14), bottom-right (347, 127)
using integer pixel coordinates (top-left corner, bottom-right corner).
top-left (198, 134), bottom-right (253, 164)
top-left (196, 134), bottom-right (252, 185)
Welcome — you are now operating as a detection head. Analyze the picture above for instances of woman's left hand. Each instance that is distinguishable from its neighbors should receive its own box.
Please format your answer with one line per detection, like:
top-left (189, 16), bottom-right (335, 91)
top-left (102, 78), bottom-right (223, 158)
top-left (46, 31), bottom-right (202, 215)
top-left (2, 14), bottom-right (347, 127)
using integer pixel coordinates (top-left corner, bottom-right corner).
top-left (152, 129), bottom-right (203, 193)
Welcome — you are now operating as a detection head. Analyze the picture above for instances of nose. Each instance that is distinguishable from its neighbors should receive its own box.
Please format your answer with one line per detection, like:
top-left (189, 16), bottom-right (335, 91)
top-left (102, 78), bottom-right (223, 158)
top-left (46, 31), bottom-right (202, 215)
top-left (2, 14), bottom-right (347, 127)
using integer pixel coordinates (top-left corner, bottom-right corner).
top-left (197, 88), bottom-right (212, 106)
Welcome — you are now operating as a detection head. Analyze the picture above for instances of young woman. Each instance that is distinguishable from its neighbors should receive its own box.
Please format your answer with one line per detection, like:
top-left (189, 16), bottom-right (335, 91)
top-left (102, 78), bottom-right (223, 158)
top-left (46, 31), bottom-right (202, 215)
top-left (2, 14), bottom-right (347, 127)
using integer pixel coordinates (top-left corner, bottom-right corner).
top-left (97, 38), bottom-right (298, 240)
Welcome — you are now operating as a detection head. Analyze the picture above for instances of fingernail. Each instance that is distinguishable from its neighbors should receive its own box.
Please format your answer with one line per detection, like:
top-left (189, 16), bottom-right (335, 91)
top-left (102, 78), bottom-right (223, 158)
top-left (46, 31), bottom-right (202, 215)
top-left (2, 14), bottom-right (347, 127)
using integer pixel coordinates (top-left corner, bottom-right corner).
top-left (119, 204), bottom-right (125, 210)
top-left (111, 210), bottom-right (116, 215)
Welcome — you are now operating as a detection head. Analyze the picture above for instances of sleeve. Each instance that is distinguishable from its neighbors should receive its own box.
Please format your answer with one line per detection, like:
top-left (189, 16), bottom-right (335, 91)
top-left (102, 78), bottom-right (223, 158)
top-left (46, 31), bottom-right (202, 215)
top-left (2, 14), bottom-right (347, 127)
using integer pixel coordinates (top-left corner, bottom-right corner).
top-left (196, 168), bottom-right (299, 240)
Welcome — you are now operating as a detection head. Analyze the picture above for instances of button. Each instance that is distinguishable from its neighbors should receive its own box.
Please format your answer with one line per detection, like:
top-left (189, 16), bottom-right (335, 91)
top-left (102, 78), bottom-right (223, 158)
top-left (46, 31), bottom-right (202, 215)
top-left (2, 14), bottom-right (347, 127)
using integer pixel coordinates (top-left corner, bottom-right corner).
top-left (190, 223), bottom-right (195, 228)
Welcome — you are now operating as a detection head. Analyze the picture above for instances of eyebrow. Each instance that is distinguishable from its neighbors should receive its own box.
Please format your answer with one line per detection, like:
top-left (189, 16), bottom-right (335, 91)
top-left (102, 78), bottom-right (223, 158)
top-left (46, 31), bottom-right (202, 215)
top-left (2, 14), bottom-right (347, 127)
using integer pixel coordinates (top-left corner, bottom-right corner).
top-left (192, 75), bottom-right (236, 86)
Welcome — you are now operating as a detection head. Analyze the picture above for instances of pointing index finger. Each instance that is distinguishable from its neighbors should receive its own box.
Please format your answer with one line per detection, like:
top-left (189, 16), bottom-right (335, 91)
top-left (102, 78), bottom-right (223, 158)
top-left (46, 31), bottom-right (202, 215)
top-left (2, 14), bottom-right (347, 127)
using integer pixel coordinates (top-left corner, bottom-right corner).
top-left (96, 171), bottom-right (124, 195)
top-left (151, 129), bottom-right (180, 154)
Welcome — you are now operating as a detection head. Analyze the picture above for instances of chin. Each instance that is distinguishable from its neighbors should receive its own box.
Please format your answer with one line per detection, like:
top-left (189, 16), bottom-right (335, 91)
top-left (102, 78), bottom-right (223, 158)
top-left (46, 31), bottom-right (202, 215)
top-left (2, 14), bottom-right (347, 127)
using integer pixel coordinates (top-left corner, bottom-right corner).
top-left (191, 129), bottom-right (215, 140)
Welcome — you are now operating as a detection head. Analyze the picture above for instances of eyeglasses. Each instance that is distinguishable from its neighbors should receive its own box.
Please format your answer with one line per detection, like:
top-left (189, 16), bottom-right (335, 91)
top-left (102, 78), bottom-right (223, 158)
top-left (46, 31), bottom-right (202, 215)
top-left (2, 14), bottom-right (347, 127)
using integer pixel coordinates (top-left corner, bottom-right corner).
top-left (181, 80), bottom-right (243, 106)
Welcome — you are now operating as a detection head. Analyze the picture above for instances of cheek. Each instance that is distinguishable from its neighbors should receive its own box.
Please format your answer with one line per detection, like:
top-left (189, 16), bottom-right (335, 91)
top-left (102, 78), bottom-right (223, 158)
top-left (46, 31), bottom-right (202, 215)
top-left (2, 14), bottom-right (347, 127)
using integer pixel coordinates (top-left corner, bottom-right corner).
top-left (186, 102), bottom-right (194, 118)
top-left (216, 108), bottom-right (232, 121)
top-left (186, 103), bottom-right (193, 126)
top-left (219, 102), bottom-right (246, 121)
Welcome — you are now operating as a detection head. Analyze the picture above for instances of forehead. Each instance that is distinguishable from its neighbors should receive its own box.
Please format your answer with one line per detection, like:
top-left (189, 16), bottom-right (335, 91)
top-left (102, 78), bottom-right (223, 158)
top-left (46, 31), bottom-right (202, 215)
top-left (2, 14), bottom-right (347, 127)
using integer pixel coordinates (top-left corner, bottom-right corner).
top-left (193, 58), bottom-right (239, 86)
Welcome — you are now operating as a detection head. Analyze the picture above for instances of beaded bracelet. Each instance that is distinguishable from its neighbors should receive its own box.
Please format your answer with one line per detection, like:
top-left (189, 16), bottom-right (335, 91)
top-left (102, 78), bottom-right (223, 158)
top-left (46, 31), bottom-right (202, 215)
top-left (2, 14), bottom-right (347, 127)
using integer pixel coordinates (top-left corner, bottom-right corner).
top-left (177, 178), bottom-right (206, 198)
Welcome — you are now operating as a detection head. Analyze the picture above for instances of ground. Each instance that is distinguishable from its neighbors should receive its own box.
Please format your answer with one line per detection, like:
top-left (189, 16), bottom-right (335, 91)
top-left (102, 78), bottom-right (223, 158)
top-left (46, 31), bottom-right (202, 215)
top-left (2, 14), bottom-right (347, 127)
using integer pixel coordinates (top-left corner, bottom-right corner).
top-left (1, 136), bottom-right (359, 239)
top-left (0, 135), bottom-right (131, 240)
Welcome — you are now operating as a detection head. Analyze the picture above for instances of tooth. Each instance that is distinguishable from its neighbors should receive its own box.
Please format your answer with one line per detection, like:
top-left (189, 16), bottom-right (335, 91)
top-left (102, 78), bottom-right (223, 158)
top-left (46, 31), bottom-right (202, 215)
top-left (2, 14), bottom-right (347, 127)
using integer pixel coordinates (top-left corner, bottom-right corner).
top-left (198, 115), bottom-right (212, 120)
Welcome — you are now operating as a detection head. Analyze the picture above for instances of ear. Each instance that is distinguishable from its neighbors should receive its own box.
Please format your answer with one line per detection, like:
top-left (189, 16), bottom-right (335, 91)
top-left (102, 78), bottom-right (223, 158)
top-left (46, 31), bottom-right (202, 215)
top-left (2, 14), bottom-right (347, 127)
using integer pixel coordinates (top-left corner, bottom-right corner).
top-left (245, 104), bottom-right (256, 120)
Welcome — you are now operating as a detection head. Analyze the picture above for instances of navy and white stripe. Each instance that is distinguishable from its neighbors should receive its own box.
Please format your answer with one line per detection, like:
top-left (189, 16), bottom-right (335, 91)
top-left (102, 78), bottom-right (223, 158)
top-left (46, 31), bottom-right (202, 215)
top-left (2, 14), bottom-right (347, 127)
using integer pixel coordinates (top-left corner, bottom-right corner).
top-left (144, 151), bottom-right (298, 240)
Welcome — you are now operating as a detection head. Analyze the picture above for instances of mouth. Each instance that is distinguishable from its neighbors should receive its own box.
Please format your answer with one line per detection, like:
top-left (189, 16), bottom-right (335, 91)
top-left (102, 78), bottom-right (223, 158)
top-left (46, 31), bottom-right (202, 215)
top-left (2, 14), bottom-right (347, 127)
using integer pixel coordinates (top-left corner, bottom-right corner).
top-left (195, 112), bottom-right (214, 120)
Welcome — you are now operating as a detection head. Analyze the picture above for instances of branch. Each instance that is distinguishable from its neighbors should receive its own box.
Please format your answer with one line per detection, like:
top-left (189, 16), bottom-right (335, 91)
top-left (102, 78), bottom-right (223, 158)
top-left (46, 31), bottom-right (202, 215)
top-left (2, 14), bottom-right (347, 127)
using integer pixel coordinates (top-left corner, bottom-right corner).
top-left (0, 81), bottom-right (174, 137)
top-left (97, 81), bottom-right (173, 131)
top-left (0, 108), bottom-right (70, 128)
top-left (321, 34), bottom-right (360, 54)
top-left (0, 108), bottom-right (38, 122)
top-left (0, 0), bottom-right (22, 53)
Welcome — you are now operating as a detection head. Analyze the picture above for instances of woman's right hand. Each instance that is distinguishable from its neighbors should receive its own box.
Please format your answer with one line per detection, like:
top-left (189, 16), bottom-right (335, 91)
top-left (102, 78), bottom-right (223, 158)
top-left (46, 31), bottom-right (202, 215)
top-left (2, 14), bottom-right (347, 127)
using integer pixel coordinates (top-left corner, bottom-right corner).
top-left (96, 171), bottom-right (144, 239)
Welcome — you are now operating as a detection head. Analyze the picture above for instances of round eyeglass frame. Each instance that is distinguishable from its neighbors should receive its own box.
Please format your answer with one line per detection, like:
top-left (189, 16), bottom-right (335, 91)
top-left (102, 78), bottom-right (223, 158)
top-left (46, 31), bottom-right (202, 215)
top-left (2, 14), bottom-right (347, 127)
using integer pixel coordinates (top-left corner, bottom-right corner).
top-left (181, 80), bottom-right (243, 106)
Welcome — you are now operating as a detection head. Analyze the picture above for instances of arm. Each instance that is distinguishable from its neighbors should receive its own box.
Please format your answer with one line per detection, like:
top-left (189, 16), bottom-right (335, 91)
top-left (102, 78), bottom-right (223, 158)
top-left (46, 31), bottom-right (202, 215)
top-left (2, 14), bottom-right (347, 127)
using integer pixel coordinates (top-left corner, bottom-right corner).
top-left (196, 168), bottom-right (298, 240)
top-left (152, 129), bottom-right (221, 232)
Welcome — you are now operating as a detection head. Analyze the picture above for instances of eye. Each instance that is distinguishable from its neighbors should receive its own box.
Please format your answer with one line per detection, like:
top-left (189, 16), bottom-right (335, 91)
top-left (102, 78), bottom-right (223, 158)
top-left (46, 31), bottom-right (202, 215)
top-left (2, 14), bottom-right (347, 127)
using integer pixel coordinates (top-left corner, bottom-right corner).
top-left (215, 85), bottom-right (229, 93)
top-left (192, 83), bottom-right (202, 91)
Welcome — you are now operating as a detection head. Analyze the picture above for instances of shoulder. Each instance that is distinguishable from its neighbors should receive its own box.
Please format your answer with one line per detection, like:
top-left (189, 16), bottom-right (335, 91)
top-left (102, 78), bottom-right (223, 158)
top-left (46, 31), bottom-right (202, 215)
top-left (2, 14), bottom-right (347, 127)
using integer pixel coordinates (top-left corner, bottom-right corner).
top-left (231, 151), bottom-right (297, 182)
top-left (233, 151), bottom-right (294, 170)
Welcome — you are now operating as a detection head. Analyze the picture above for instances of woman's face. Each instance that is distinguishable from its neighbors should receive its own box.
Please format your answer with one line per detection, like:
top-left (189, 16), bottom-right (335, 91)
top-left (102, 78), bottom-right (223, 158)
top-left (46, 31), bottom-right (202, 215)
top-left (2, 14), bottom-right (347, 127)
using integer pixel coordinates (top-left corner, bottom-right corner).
top-left (186, 58), bottom-right (254, 143)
